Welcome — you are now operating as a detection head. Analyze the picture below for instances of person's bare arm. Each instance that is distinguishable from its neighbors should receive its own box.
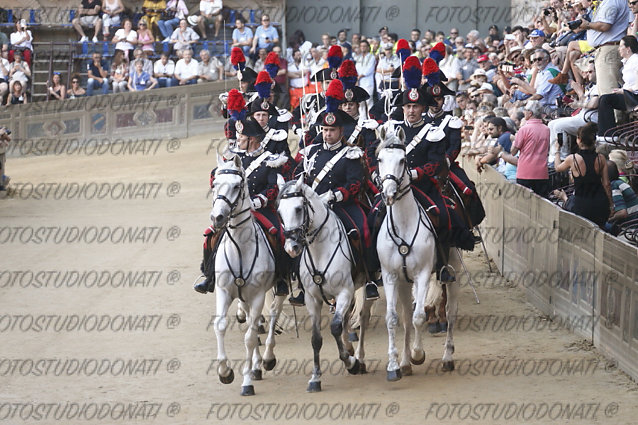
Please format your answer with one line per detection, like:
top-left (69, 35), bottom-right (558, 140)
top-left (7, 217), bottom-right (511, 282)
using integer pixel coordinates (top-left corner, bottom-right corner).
top-left (579, 20), bottom-right (611, 33)
top-left (553, 145), bottom-right (572, 172)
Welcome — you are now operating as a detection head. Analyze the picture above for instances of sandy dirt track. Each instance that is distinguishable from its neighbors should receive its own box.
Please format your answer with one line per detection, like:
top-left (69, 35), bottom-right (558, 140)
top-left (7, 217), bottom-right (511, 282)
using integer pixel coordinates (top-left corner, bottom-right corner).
top-left (0, 132), bottom-right (636, 425)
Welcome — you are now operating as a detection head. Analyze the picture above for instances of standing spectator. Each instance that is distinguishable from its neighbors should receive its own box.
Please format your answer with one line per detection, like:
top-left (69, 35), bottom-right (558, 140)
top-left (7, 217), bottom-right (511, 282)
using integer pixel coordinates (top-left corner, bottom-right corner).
top-left (305, 46), bottom-right (326, 75)
top-left (170, 19), bottom-right (199, 58)
top-left (142, 0), bottom-right (166, 41)
top-left (110, 50), bottom-right (128, 93)
top-left (197, 0), bottom-right (223, 40)
top-left (6, 81), bottom-right (26, 105)
top-left (0, 47), bottom-right (9, 102)
top-left (47, 72), bottom-right (66, 101)
top-left (135, 19), bottom-right (155, 55)
top-left (197, 49), bottom-right (223, 83)
top-left (8, 51), bottom-right (30, 94)
top-left (154, 52), bottom-right (176, 87)
top-left (458, 46), bottom-right (479, 91)
top-left (250, 14), bottom-right (279, 57)
top-left (73, 0), bottom-right (102, 42)
top-left (410, 29), bottom-right (422, 50)
top-left (128, 49), bottom-right (153, 76)
top-left (232, 18), bottom-right (253, 56)
top-left (337, 29), bottom-right (352, 59)
top-left (439, 44), bottom-right (461, 91)
top-left (596, 35), bottom-right (638, 140)
top-left (510, 101), bottom-right (550, 196)
top-left (376, 44), bottom-right (399, 91)
top-left (356, 39), bottom-right (376, 107)
top-left (158, 0), bottom-right (189, 42)
top-left (579, 0), bottom-right (632, 95)
top-left (320, 34), bottom-right (331, 51)
top-left (174, 49), bottom-right (199, 85)
top-left (101, 0), bottom-right (124, 39)
top-left (9, 20), bottom-right (33, 66)
top-left (272, 45), bottom-right (289, 109)
top-left (112, 18), bottom-right (137, 60)
top-left (128, 59), bottom-right (157, 91)
top-left (87, 52), bottom-right (109, 95)
top-left (68, 74), bottom-right (87, 99)
top-left (554, 122), bottom-right (612, 227)
top-left (287, 49), bottom-right (308, 110)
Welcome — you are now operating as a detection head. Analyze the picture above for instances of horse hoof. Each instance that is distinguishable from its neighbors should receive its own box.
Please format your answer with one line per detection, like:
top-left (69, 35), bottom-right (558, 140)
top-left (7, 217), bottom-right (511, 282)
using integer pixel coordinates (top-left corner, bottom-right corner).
top-left (307, 381), bottom-right (321, 392)
top-left (257, 324), bottom-right (267, 334)
top-left (442, 360), bottom-right (455, 371)
top-left (386, 369), bottom-right (402, 382)
top-left (250, 369), bottom-right (262, 380)
top-left (348, 331), bottom-right (359, 342)
top-left (241, 385), bottom-right (255, 396)
top-left (347, 359), bottom-right (360, 375)
top-left (410, 351), bottom-right (426, 365)
top-left (401, 365), bottom-right (413, 376)
top-left (439, 322), bottom-right (448, 333)
top-left (359, 363), bottom-right (367, 374)
top-left (428, 322), bottom-right (441, 335)
top-left (263, 358), bottom-right (276, 371)
top-left (236, 313), bottom-right (246, 324)
top-left (219, 369), bottom-right (234, 384)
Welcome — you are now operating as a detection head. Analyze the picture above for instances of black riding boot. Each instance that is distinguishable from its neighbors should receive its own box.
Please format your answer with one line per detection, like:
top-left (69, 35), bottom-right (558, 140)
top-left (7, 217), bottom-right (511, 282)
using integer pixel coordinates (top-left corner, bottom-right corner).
top-left (194, 229), bottom-right (224, 294)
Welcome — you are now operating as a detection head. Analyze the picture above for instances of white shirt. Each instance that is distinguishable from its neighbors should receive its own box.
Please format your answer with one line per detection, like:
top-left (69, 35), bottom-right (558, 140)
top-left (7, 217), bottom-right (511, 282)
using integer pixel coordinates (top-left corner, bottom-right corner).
top-left (534, 63), bottom-right (563, 107)
top-left (622, 54), bottom-right (638, 92)
top-left (439, 55), bottom-right (461, 81)
top-left (174, 58), bottom-right (199, 80)
top-left (10, 30), bottom-right (33, 50)
top-left (287, 61), bottom-right (307, 88)
top-left (171, 27), bottom-right (199, 50)
top-left (0, 58), bottom-right (9, 79)
top-left (166, 0), bottom-right (189, 19)
top-left (586, 0), bottom-right (633, 47)
top-left (154, 59), bottom-right (175, 76)
top-left (9, 61), bottom-right (30, 82)
top-left (356, 53), bottom-right (376, 96)
top-left (200, 0), bottom-right (222, 15)
top-left (114, 29), bottom-right (137, 51)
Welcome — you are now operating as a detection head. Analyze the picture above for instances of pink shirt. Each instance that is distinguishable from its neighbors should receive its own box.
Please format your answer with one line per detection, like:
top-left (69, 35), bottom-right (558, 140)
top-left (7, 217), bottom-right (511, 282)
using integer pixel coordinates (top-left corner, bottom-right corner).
top-left (513, 118), bottom-right (549, 180)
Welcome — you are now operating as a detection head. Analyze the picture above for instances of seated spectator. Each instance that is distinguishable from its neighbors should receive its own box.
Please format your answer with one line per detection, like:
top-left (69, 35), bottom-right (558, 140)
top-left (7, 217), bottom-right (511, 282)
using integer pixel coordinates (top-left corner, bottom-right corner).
top-left (0, 31), bottom-right (8, 52)
top-left (477, 54), bottom-right (496, 82)
top-left (73, 0), bottom-right (103, 42)
top-left (174, 49), bottom-right (199, 85)
top-left (154, 53), bottom-right (176, 87)
top-left (101, 0), bottom-right (124, 39)
top-left (606, 160), bottom-right (638, 234)
top-left (6, 81), bottom-right (26, 105)
top-left (158, 0), bottom-right (189, 42)
top-left (510, 48), bottom-right (563, 108)
top-left (196, 0), bottom-right (223, 40)
top-left (135, 19), bottom-right (155, 55)
top-left (142, 0), bottom-right (166, 41)
top-left (0, 47), bottom-right (9, 102)
top-left (9, 20), bottom-right (33, 66)
top-left (87, 52), bottom-right (109, 96)
top-left (596, 36), bottom-right (638, 141)
top-left (112, 18), bottom-right (137, 61)
top-left (475, 117), bottom-right (513, 171)
top-left (197, 49), bottom-right (223, 83)
top-left (253, 48), bottom-right (268, 72)
top-left (609, 149), bottom-right (637, 188)
top-left (524, 29), bottom-right (546, 50)
top-left (231, 18), bottom-right (253, 56)
top-left (511, 101), bottom-right (550, 197)
top-left (47, 72), bottom-right (66, 101)
top-left (128, 49), bottom-right (153, 77)
top-left (8, 51), bottom-right (30, 94)
top-left (68, 74), bottom-right (87, 99)
top-left (110, 50), bottom-right (128, 93)
top-left (128, 59), bottom-right (157, 91)
top-left (250, 14), bottom-right (279, 57)
top-left (553, 122), bottom-right (612, 228)
top-left (171, 19), bottom-right (200, 58)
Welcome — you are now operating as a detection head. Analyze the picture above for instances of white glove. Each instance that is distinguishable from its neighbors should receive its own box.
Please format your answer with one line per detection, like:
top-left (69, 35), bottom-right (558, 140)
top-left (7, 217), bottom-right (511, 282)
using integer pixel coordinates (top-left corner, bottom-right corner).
top-left (218, 92), bottom-right (228, 106)
top-left (361, 119), bottom-right (379, 130)
top-left (319, 191), bottom-right (335, 205)
top-left (271, 129), bottom-right (288, 141)
top-left (251, 197), bottom-right (263, 209)
top-left (446, 157), bottom-right (451, 167)
top-left (294, 127), bottom-right (305, 139)
top-left (409, 169), bottom-right (419, 181)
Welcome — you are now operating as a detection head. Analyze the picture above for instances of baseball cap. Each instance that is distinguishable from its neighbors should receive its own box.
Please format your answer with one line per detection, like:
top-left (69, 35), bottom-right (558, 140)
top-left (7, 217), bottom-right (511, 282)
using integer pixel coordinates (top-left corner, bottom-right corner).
top-left (529, 29), bottom-right (545, 38)
top-left (471, 68), bottom-right (487, 78)
top-left (477, 54), bottom-right (489, 63)
top-left (478, 82), bottom-right (494, 92)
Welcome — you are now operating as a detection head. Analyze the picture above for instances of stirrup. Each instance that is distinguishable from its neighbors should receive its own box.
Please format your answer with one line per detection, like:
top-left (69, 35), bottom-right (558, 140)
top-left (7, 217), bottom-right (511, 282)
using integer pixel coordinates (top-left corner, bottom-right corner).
top-left (365, 282), bottom-right (380, 300)
top-left (289, 291), bottom-right (305, 306)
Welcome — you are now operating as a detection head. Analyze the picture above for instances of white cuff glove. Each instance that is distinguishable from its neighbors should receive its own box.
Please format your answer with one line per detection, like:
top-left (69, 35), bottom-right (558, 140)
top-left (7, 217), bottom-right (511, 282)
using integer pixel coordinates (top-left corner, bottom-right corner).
top-left (271, 129), bottom-right (288, 141)
top-left (319, 190), bottom-right (335, 205)
top-left (251, 197), bottom-right (263, 209)
top-left (218, 92), bottom-right (228, 106)
top-left (361, 119), bottom-right (379, 130)
top-left (333, 190), bottom-right (344, 203)
top-left (409, 169), bottom-right (419, 181)
top-left (446, 157), bottom-right (451, 167)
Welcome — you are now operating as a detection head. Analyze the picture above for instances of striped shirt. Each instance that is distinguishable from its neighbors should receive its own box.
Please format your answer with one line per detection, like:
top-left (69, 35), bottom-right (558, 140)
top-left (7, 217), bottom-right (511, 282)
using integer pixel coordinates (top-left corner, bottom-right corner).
top-left (611, 179), bottom-right (638, 215)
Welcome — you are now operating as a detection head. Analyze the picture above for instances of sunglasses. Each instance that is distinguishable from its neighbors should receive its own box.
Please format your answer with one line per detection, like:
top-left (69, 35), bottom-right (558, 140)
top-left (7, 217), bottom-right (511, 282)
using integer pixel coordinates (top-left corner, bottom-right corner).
top-left (630, 1), bottom-right (638, 5)
top-left (72, 80), bottom-right (79, 83)
top-left (139, 23), bottom-right (146, 26)
top-left (532, 57), bottom-right (546, 62)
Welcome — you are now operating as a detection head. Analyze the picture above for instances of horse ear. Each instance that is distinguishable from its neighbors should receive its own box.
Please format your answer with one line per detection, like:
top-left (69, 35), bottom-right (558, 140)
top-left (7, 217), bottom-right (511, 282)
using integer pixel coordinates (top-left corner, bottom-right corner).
top-left (217, 152), bottom-right (226, 165)
top-left (295, 175), bottom-right (303, 190)
top-left (277, 174), bottom-right (286, 190)
top-left (233, 154), bottom-right (242, 168)
top-left (377, 126), bottom-right (386, 141)
top-left (397, 127), bottom-right (406, 143)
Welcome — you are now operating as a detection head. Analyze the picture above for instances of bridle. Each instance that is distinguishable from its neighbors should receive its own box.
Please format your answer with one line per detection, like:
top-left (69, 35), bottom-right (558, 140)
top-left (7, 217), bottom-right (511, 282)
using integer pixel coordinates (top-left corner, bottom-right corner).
top-left (378, 143), bottom-right (412, 204)
top-left (213, 168), bottom-right (251, 229)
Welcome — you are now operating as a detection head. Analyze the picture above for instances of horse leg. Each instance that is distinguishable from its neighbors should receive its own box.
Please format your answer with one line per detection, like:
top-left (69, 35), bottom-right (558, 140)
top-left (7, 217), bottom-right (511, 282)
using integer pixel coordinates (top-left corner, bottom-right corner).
top-left (241, 292), bottom-right (265, 396)
top-left (331, 289), bottom-right (359, 374)
top-left (236, 299), bottom-right (247, 323)
top-left (442, 249), bottom-right (460, 371)
top-left (263, 293), bottom-right (285, 371)
top-left (412, 268), bottom-right (433, 367)
top-left (306, 293), bottom-right (323, 392)
top-left (342, 302), bottom-right (355, 357)
top-left (384, 270), bottom-right (401, 381)
top-left (214, 290), bottom-right (235, 384)
top-left (397, 282), bottom-right (413, 376)
top-left (354, 286), bottom-right (374, 374)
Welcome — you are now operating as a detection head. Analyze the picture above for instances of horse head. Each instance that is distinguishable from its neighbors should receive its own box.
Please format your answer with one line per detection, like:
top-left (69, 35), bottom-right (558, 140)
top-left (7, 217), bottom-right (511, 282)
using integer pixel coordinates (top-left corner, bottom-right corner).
top-left (276, 174), bottom-right (309, 258)
top-left (376, 125), bottom-right (408, 206)
top-left (211, 153), bottom-right (247, 229)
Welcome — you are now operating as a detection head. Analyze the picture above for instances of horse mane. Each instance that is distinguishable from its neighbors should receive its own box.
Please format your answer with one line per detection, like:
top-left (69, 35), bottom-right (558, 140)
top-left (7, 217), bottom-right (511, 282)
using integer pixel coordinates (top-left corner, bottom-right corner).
top-left (375, 129), bottom-right (405, 157)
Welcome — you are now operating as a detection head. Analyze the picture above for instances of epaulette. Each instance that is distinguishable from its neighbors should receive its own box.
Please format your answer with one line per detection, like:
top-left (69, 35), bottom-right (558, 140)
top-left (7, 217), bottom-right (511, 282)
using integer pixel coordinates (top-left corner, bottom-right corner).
top-left (266, 153), bottom-right (288, 168)
top-left (276, 107), bottom-right (292, 122)
top-left (426, 128), bottom-right (446, 142)
top-left (448, 116), bottom-right (463, 129)
top-left (345, 145), bottom-right (363, 159)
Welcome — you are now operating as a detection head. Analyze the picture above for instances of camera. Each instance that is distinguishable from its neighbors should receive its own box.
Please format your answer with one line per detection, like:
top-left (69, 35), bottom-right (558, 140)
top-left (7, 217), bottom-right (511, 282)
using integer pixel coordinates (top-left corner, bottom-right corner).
top-left (557, 133), bottom-right (563, 147)
top-left (500, 62), bottom-right (514, 73)
top-left (568, 19), bottom-right (582, 31)
top-left (543, 7), bottom-right (554, 16)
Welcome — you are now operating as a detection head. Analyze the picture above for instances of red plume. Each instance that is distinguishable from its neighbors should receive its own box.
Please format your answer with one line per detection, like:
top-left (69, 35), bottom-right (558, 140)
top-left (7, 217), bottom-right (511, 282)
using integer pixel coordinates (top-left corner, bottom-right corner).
top-left (338, 60), bottom-right (357, 79)
top-left (328, 45), bottom-right (343, 58)
top-left (230, 47), bottom-right (245, 66)
top-left (421, 58), bottom-right (440, 76)
top-left (325, 79), bottom-right (344, 101)
top-left (265, 52), bottom-right (280, 66)
top-left (396, 39), bottom-right (410, 51)
top-left (227, 89), bottom-right (245, 111)
top-left (431, 42), bottom-right (446, 56)
top-left (255, 70), bottom-right (272, 85)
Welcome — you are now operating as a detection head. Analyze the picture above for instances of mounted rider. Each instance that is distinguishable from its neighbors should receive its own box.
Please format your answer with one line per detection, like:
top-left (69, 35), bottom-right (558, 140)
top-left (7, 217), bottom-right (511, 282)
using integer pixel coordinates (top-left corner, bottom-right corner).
top-left (195, 111), bottom-right (289, 296)
top-left (289, 78), bottom-right (380, 305)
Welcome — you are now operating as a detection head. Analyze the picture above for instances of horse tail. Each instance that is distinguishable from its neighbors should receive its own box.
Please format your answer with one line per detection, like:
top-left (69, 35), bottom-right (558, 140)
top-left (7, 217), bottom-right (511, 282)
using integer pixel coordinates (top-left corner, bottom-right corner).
top-left (425, 278), bottom-right (443, 310)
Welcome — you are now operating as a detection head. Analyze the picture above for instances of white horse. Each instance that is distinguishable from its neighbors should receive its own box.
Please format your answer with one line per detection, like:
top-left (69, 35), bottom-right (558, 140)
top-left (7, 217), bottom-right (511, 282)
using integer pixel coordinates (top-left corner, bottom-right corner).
top-left (376, 126), bottom-right (457, 380)
top-left (210, 154), bottom-right (284, 396)
top-left (277, 175), bottom-right (372, 392)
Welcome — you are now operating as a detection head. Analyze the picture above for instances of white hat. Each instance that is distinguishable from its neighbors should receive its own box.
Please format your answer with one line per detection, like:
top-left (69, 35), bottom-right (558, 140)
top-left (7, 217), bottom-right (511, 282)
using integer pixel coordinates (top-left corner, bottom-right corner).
top-left (478, 82), bottom-right (494, 92)
top-left (187, 15), bottom-right (200, 26)
top-left (471, 69), bottom-right (487, 79)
